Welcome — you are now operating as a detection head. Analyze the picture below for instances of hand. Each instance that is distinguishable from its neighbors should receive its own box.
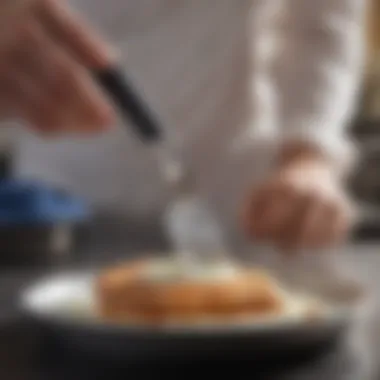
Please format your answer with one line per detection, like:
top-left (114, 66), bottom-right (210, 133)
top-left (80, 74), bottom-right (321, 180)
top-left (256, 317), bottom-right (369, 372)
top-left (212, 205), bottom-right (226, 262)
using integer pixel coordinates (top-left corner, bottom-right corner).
top-left (0, 0), bottom-right (116, 135)
top-left (241, 149), bottom-right (354, 252)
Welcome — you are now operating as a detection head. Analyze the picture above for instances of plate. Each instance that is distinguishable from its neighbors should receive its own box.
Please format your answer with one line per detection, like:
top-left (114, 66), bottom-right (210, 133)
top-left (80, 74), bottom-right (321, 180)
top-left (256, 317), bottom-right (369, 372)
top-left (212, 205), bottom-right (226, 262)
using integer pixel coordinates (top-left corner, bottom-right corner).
top-left (18, 262), bottom-right (369, 360)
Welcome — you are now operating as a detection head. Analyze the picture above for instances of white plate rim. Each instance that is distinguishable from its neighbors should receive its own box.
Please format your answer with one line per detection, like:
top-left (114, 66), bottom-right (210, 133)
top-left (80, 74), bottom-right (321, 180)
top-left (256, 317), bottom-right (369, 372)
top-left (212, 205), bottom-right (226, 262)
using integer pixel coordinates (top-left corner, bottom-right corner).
top-left (18, 268), bottom-right (369, 337)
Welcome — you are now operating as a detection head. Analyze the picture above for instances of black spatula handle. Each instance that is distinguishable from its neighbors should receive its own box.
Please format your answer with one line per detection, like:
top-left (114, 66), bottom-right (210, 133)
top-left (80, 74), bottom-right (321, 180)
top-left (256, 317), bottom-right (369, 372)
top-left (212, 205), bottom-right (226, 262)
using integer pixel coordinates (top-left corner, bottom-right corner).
top-left (95, 68), bottom-right (162, 142)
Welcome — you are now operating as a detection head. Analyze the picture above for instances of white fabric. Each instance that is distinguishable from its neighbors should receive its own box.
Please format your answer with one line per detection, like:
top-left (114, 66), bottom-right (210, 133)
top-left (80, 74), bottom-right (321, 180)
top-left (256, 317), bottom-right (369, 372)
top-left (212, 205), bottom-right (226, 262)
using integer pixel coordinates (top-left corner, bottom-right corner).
top-left (13, 0), bottom-right (365, 245)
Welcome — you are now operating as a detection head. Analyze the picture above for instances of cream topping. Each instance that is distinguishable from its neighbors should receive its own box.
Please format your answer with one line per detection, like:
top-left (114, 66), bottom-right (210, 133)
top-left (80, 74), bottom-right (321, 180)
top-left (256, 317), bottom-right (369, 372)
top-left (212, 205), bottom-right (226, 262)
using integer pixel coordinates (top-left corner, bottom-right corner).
top-left (143, 258), bottom-right (239, 283)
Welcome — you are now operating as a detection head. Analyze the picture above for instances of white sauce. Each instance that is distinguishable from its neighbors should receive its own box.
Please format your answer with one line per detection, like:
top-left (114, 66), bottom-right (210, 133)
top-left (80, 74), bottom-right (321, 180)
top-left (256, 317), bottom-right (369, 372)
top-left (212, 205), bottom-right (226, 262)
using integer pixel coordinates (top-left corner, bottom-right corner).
top-left (143, 259), bottom-right (239, 282)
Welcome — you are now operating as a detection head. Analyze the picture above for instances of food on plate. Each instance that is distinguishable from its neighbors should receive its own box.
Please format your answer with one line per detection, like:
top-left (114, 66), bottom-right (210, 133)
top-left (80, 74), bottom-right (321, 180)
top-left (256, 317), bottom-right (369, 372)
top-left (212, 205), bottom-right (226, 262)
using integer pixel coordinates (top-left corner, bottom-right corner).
top-left (94, 258), bottom-right (293, 324)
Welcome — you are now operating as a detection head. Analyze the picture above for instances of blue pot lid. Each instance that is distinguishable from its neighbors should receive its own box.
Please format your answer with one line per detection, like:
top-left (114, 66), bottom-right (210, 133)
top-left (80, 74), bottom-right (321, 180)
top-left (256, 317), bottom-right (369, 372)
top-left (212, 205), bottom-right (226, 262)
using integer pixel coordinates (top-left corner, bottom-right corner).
top-left (0, 179), bottom-right (90, 225)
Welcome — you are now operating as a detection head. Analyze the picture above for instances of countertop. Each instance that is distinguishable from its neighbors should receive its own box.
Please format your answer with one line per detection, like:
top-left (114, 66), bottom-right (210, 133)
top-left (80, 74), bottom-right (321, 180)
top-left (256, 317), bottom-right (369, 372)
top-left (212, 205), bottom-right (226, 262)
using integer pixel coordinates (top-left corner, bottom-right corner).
top-left (0, 215), bottom-right (379, 380)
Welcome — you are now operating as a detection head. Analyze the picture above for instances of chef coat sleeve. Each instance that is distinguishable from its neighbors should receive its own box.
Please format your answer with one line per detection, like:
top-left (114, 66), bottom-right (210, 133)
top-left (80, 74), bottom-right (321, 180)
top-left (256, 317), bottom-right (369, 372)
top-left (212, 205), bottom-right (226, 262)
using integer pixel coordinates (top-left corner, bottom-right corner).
top-left (239, 0), bottom-right (366, 176)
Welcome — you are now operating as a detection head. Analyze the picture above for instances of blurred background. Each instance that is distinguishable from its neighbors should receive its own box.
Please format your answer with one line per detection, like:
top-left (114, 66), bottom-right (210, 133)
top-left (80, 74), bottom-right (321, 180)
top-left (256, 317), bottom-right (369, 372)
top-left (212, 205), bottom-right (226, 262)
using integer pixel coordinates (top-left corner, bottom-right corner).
top-left (0, 0), bottom-right (376, 266)
top-left (344, 0), bottom-right (380, 239)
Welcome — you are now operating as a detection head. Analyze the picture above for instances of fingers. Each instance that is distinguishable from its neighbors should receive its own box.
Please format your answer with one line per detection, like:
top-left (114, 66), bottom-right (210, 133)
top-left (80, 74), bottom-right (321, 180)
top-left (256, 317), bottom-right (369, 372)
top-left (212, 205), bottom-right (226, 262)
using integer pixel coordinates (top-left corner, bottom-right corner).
top-left (246, 183), bottom-right (295, 241)
top-left (0, 67), bottom-right (61, 134)
top-left (0, 37), bottom-right (57, 128)
top-left (296, 196), bottom-right (351, 250)
top-left (35, 0), bottom-right (116, 69)
top-left (0, 1), bottom-right (34, 48)
top-left (4, 18), bottom-right (115, 133)
top-left (6, 24), bottom-right (72, 133)
top-left (275, 193), bottom-right (316, 252)
top-left (243, 181), bottom-right (352, 253)
top-left (295, 197), bottom-right (325, 249)
top-left (0, 0), bottom-right (117, 134)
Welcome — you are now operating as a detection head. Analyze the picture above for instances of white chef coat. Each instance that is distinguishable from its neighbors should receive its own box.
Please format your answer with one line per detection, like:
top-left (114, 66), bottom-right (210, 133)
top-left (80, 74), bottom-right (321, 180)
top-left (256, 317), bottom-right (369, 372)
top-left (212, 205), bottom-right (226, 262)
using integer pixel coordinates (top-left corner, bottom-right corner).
top-left (13, 0), bottom-right (365, 248)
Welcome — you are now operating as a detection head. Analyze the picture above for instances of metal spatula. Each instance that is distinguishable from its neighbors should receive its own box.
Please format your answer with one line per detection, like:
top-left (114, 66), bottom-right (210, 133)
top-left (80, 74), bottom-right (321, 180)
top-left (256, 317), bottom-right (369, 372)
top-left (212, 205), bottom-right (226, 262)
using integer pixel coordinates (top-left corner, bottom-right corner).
top-left (95, 68), bottom-right (231, 268)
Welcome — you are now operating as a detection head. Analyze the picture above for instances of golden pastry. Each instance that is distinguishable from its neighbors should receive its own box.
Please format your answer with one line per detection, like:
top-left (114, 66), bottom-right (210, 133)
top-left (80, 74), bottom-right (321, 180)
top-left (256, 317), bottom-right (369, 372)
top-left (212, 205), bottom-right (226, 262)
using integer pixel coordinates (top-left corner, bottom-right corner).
top-left (95, 258), bottom-right (285, 324)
